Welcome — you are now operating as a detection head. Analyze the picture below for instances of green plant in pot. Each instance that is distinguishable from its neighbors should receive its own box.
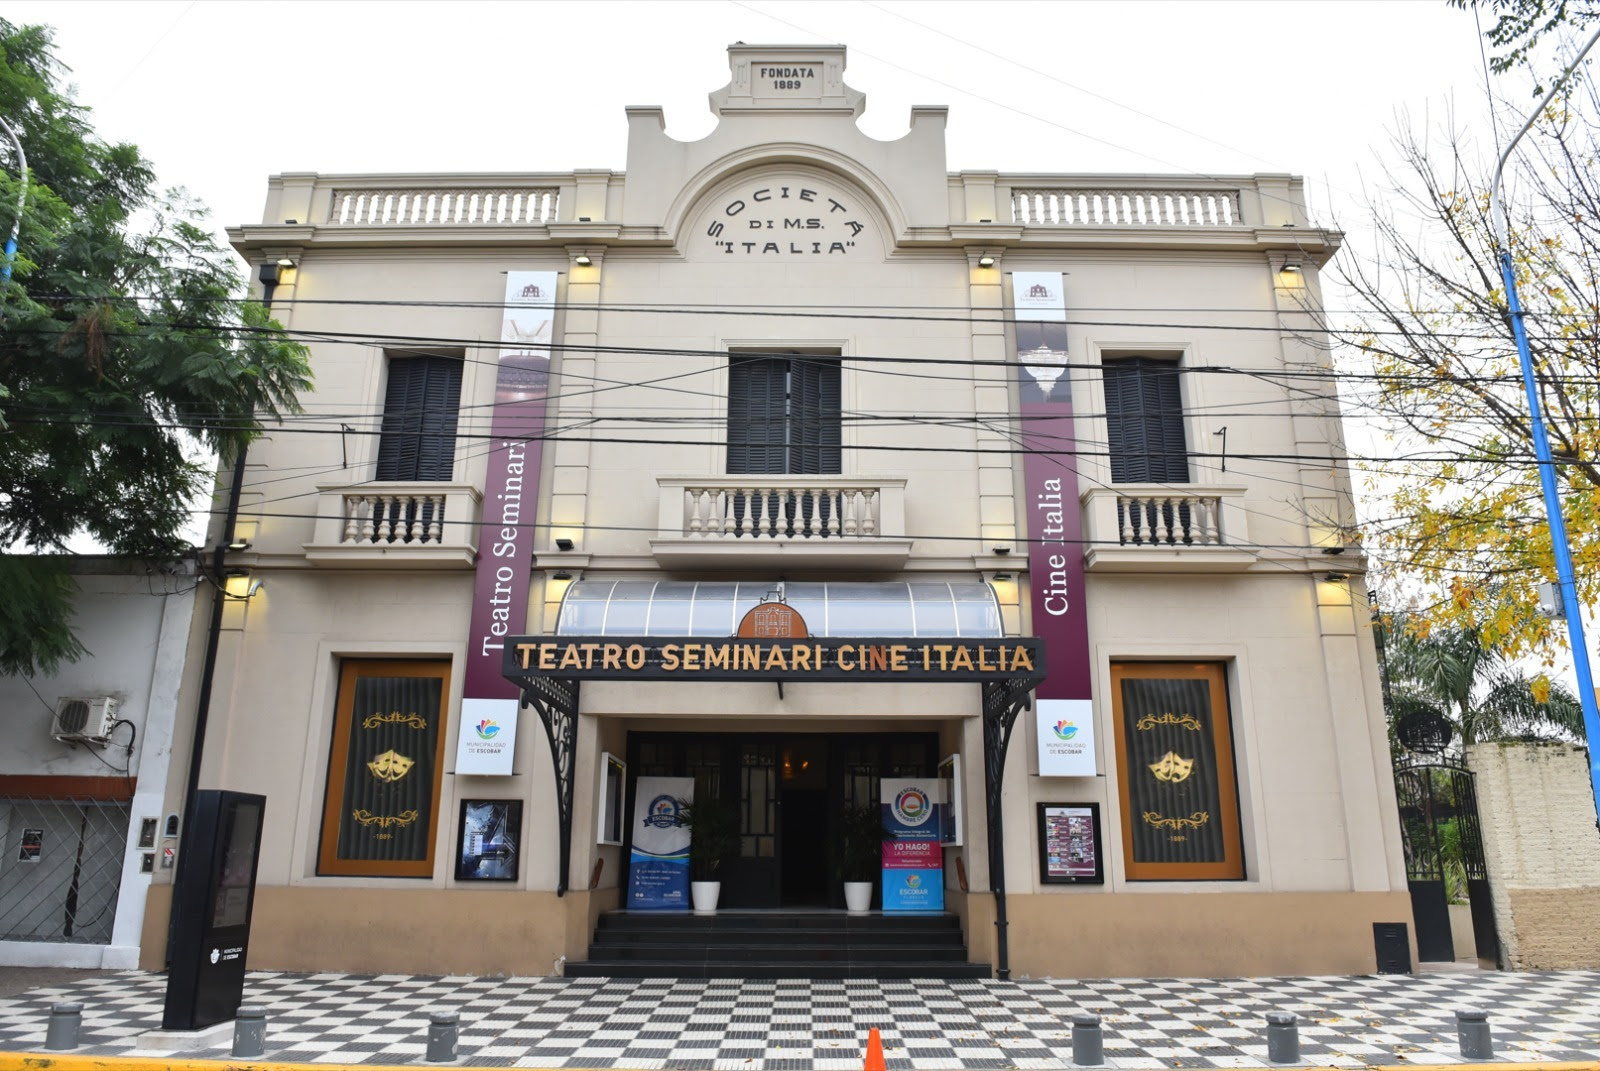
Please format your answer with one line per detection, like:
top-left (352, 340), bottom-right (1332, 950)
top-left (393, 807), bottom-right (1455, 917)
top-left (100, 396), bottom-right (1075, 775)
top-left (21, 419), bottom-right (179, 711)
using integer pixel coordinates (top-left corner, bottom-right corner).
top-left (676, 794), bottom-right (738, 913)
top-left (838, 802), bottom-right (888, 914)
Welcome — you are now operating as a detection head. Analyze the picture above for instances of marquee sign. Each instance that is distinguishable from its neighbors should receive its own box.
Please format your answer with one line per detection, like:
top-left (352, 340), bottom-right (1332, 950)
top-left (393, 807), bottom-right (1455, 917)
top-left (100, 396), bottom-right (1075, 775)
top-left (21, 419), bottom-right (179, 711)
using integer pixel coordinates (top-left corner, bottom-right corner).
top-left (503, 635), bottom-right (1045, 683)
top-left (704, 182), bottom-right (869, 257)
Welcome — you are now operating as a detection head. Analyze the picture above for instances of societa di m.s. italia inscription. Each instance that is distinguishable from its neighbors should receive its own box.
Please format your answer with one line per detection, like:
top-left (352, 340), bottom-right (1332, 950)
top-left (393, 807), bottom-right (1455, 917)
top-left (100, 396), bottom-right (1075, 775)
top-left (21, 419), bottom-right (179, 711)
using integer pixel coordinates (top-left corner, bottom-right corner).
top-left (706, 184), bottom-right (868, 256)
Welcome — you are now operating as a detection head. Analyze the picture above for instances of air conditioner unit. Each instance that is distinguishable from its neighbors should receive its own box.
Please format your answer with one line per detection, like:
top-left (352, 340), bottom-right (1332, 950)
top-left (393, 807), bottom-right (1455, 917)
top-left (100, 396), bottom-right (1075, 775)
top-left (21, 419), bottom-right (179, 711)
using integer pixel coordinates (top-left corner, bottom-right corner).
top-left (51, 696), bottom-right (120, 745)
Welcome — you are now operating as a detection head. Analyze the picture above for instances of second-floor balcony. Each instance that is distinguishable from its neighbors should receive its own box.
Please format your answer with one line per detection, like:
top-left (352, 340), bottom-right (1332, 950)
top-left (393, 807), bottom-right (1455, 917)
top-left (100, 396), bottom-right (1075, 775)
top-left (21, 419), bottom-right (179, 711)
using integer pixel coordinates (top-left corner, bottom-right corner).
top-left (304, 482), bottom-right (482, 568)
top-left (650, 476), bottom-right (912, 570)
top-left (1081, 485), bottom-right (1257, 572)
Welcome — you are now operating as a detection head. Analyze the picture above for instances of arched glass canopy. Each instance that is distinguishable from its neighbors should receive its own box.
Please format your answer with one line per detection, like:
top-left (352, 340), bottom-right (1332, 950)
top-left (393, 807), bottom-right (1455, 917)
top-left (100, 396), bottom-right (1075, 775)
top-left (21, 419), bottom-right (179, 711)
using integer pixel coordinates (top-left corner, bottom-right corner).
top-left (556, 580), bottom-right (1004, 638)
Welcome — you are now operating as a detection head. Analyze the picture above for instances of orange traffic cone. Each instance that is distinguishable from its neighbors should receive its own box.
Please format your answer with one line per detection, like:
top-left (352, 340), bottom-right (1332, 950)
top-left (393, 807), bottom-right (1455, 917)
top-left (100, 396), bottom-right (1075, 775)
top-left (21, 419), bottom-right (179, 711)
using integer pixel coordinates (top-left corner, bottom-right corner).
top-left (863, 1027), bottom-right (887, 1071)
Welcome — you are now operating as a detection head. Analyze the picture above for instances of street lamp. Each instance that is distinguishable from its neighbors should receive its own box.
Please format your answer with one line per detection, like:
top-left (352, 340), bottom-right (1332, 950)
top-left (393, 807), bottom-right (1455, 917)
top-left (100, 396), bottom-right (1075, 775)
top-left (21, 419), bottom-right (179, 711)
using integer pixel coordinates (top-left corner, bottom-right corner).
top-left (1488, 26), bottom-right (1600, 820)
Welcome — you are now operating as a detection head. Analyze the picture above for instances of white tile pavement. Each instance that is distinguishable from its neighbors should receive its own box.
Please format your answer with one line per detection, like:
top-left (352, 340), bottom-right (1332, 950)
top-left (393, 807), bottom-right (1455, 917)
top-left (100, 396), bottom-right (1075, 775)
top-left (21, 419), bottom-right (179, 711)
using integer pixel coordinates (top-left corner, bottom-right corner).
top-left (0, 969), bottom-right (1597, 1068)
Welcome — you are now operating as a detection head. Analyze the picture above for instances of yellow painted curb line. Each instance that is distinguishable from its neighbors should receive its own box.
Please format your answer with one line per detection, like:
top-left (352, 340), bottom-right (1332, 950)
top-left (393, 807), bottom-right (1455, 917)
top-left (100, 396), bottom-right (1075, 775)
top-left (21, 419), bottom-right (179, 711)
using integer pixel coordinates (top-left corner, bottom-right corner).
top-left (0, 1057), bottom-right (1596, 1071)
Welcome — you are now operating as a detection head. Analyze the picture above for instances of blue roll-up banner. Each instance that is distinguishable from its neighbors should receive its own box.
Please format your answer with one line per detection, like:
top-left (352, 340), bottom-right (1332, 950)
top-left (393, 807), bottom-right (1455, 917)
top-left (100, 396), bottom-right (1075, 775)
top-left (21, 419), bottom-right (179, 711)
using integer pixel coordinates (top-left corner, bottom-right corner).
top-left (627, 776), bottom-right (692, 910)
top-left (880, 778), bottom-right (944, 913)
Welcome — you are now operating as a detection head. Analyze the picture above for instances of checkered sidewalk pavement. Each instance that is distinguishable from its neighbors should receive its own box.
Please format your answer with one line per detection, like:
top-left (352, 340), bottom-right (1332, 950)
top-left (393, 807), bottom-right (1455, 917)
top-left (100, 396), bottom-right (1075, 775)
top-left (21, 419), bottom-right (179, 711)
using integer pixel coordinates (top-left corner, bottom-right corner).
top-left (1, 969), bottom-right (1598, 1068)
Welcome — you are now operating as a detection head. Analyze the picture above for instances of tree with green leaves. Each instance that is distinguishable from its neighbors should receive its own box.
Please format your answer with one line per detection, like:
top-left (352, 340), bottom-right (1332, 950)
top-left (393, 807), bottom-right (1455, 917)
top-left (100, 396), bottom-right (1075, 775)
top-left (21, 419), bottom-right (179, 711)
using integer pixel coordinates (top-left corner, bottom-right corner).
top-left (1379, 612), bottom-right (1583, 746)
top-left (1330, 48), bottom-right (1600, 658)
top-left (0, 20), bottom-right (310, 676)
top-left (1450, 0), bottom-right (1600, 81)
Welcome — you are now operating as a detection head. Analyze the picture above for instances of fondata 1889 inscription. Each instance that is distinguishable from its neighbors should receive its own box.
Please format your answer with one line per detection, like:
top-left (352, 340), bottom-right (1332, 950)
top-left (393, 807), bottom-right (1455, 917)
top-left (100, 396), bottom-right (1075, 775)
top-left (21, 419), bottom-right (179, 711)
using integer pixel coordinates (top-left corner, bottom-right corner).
top-left (707, 185), bottom-right (867, 256)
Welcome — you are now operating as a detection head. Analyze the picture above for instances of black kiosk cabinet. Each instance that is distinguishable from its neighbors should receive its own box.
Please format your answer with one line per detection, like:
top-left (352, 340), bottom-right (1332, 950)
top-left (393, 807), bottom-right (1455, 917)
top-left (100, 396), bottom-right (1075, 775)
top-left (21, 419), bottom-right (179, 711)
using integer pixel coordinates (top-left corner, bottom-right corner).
top-left (162, 790), bottom-right (265, 1030)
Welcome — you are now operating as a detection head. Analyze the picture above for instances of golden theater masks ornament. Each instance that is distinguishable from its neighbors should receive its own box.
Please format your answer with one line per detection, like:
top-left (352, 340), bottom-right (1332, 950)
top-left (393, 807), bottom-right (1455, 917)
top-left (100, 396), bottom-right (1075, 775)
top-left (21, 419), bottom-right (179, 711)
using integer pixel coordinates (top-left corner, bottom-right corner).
top-left (367, 749), bottom-right (415, 782)
top-left (1148, 751), bottom-right (1195, 783)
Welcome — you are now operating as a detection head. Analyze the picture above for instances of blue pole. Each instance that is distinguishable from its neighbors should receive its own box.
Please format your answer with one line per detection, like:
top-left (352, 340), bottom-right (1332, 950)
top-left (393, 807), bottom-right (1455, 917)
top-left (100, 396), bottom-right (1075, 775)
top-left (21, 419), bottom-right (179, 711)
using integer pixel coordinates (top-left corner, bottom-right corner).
top-left (0, 114), bottom-right (24, 288)
top-left (1489, 26), bottom-right (1600, 822)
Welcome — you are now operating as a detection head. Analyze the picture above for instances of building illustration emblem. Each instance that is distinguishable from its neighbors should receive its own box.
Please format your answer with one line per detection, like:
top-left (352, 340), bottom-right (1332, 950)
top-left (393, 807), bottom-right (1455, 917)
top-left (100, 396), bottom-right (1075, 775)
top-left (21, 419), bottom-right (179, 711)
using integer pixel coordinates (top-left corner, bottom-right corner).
top-left (736, 598), bottom-right (810, 638)
top-left (1148, 751), bottom-right (1195, 783)
top-left (367, 749), bottom-right (415, 782)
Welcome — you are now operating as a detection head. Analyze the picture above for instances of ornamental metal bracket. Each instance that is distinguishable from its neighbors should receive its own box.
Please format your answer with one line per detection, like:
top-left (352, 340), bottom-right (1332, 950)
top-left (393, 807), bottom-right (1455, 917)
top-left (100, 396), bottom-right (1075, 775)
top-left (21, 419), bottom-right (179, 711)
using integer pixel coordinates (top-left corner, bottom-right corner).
top-left (982, 677), bottom-right (1035, 981)
top-left (520, 675), bottom-right (580, 896)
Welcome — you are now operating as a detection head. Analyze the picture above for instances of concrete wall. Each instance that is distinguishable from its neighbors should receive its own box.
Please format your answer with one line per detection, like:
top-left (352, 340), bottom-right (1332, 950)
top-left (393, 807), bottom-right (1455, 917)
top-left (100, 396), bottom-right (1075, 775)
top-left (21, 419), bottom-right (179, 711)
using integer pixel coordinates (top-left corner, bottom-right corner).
top-left (1467, 740), bottom-right (1600, 969)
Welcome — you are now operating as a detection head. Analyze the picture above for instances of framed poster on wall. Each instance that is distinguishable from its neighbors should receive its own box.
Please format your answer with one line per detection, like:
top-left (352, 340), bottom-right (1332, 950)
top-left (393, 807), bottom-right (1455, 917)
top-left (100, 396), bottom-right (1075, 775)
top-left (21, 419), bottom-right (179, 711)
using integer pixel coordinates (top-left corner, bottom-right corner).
top-left (1037, 803), bottom-right (1104, 884)
top-left (456, 799), bottom-right (522, 881)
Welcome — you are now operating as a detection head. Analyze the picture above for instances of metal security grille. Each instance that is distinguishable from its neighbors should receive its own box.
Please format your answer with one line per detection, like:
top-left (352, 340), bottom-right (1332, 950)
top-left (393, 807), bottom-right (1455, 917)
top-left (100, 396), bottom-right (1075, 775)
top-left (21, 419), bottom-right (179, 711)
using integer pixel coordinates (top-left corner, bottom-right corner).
top-left (0, 797), bottom-right (129, 943)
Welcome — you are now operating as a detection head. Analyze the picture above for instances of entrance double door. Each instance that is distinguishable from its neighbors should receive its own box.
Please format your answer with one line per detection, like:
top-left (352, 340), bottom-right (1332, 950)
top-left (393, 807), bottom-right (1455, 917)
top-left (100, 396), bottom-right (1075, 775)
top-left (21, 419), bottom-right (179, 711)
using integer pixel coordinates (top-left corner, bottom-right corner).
top-left (626, 731), bottom-right (937, 909)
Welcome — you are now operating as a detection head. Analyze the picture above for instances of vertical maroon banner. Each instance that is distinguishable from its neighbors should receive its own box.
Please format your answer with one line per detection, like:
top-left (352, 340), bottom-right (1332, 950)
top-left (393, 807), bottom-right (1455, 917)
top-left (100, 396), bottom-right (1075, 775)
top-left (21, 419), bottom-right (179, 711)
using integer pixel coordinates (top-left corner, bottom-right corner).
top-left (1013, 272), bottom-right (1096, 769)
top-left (457, 271), bottom-right (557, 775)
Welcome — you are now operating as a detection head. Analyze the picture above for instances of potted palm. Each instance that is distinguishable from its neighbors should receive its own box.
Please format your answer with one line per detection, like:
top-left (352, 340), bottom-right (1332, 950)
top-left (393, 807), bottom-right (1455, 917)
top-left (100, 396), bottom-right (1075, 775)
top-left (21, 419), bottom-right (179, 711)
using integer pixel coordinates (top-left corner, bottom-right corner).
top-left (838, 803), bottom-right (888, 914)
top-left (677, 794), bottom-right (738, 914)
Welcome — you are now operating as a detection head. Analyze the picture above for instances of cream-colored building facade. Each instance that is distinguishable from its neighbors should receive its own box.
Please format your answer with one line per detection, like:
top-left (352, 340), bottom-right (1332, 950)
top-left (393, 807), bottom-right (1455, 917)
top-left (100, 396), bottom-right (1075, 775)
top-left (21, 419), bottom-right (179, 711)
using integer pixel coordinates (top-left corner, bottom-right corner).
top-left (143, 44), bottom-right (1412, 979)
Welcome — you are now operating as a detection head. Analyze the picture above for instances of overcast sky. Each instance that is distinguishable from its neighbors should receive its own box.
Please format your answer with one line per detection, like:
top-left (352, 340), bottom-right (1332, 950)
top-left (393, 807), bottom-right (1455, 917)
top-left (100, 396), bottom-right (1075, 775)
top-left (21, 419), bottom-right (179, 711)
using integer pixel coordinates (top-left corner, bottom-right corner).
top-left (7, 0), bottom-right (1506, 246)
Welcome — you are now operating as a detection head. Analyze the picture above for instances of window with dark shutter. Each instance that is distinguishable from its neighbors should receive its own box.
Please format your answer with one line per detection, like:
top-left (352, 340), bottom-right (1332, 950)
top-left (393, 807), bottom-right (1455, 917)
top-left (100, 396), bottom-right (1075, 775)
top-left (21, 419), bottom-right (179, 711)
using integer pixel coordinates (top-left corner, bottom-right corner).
top-left (375, 354), bottom-right (463, 481)
top-left (726, 353), bottom-right (841, 474)
top-left (1102, 357), bottom-right (1189, 483)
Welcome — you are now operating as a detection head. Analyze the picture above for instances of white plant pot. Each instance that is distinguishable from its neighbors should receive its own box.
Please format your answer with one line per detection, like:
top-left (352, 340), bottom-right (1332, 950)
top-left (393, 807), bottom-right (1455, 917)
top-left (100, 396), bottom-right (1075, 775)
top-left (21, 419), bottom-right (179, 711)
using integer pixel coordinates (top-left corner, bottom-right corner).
top-left (691, 880), bottom-right (721, 914)
top-left (844, 881), bottom-right (873, 914)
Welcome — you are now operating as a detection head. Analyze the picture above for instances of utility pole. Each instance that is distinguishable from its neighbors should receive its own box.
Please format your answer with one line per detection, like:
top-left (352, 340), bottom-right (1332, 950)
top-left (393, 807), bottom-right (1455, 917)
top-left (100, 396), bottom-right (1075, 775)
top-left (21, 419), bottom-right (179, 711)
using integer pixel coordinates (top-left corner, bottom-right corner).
top-left (1488, 25), bottom-right (1600, 820)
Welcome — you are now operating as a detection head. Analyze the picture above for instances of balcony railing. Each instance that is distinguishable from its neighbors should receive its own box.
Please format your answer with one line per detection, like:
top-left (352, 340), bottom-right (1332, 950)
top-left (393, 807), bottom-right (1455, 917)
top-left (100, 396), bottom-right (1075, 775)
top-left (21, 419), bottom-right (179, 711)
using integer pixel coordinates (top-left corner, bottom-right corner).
top-left (304, 482), bottom-right (482, 568)
top-left (651, 476), bottom-right (912, 570)
top-left (1081, 485), bottom-right (1256, 572)
top-left (328, 187), bottom-right (560, 226)
top-left (1011, 188), bottom-right (1242, 227)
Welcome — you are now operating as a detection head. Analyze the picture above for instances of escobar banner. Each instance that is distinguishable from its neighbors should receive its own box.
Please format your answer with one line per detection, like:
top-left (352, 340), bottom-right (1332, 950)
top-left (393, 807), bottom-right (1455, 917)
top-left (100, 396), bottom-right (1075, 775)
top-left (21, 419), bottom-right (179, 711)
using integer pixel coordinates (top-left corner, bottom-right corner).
top-left (1014, 272), bottom-right (1096, 776)
top-left (628, 776), bottom-right (693, 910)
top-left (880, 778), bottom-right (944, 913)
top-left (457, 271), bottom-right (558, 776)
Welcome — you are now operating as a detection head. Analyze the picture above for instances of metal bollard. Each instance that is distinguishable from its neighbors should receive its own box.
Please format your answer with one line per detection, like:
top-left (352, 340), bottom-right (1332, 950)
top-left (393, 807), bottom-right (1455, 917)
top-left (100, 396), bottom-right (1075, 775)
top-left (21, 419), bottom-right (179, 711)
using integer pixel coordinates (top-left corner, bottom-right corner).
top-left (45, 1002), bottom-right (83, 1051)
top-left (233, 1004), bottom-right (267, 1058)
top-left (1457, 1008), bottom-right (1494, 1061)
top-left (1070, 1013), bottom-right (1104, 1066)
top-left (1266, 1012), bottom-right (1300, 1065)
top-left (425, 1009), bottom-right (459, 1064)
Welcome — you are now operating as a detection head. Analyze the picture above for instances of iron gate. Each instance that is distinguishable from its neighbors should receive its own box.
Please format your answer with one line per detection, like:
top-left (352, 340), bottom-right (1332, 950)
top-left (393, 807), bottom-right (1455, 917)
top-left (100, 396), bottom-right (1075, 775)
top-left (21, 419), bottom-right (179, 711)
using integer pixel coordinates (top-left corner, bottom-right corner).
top-left (1393, 755), bottom-right (1498, 964)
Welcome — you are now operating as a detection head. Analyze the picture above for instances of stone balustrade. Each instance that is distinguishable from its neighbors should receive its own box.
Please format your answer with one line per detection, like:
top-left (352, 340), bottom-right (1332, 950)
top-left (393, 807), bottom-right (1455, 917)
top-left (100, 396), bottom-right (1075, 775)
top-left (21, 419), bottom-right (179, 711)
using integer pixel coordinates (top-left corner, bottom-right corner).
top-left (328, 187), bottom-right (560, 225)
top-left (1011, 188), bottom-right (1242, 227)
top-left (1081, 485), bottom-right (1256, 572)
top-left (652, 476), bottom-right (911, 570)
top-left (304, 482), bottom-right (482, 568)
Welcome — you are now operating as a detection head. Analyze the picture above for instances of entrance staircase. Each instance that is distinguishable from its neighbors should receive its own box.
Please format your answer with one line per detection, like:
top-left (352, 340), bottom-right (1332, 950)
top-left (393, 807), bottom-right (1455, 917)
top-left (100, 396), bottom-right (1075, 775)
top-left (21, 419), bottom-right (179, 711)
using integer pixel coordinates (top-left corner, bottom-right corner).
top-left (568, 910), bottom-right (989, 979)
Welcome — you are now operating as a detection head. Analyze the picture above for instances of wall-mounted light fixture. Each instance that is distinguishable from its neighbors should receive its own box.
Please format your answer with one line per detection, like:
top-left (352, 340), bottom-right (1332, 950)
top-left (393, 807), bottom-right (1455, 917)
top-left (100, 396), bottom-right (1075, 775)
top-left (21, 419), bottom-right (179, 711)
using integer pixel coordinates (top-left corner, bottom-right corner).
top-left (275, 256), bottom-right (296, 268)
top-left (574, 254), bottom-right (593, 267)
top-left (992, 545), bottom-right (1011, 555)
top-left (1280, 258), bottom-right (1303, 273)
top-left (551, 570), bottom-right (574, 581)
top-left (991, 572), bottom-right (1014, 582)
top-left (1322, 571), bottom-right (1349, 583)
top-left (225, 539), bottom-right (252, 552)
top-left (977, 254), bottom-right (996, 268)
top-left (555, 537), bottom-right (576, 551)
top-left (222, 570), bottom-right (264, 599)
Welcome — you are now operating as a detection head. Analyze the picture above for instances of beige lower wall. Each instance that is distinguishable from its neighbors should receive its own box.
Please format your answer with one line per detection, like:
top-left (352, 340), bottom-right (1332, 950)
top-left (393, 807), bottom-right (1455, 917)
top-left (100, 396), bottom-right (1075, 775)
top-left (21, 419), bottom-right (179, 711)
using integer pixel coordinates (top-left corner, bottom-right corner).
top-left (143, 885), bottom-right (605, 976)
top-left (1001, 891), bottom-right (1412, 978)
top-left (1503, 887), bottom-right (1600, 969)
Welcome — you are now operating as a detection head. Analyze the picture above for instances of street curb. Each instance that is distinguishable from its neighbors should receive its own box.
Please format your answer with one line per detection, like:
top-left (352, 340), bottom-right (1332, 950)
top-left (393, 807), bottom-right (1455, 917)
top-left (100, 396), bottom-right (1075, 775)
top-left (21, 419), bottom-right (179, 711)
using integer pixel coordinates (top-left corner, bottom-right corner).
top-left (2, 1058), bottom-right (1599, 1071)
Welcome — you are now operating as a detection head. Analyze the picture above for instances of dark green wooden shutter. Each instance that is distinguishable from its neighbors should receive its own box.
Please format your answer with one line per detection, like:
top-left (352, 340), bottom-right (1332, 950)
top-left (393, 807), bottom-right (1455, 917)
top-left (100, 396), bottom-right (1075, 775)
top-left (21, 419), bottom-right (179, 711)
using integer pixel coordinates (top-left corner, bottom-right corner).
top-left (791, 358), bottom-right (841, 475)
top-left (376, 355), bottom-right (463, 481)
top-left (1103, 358), bottom-right (1189, 484)
top-left (727, 356), bottom-right (787, 474)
